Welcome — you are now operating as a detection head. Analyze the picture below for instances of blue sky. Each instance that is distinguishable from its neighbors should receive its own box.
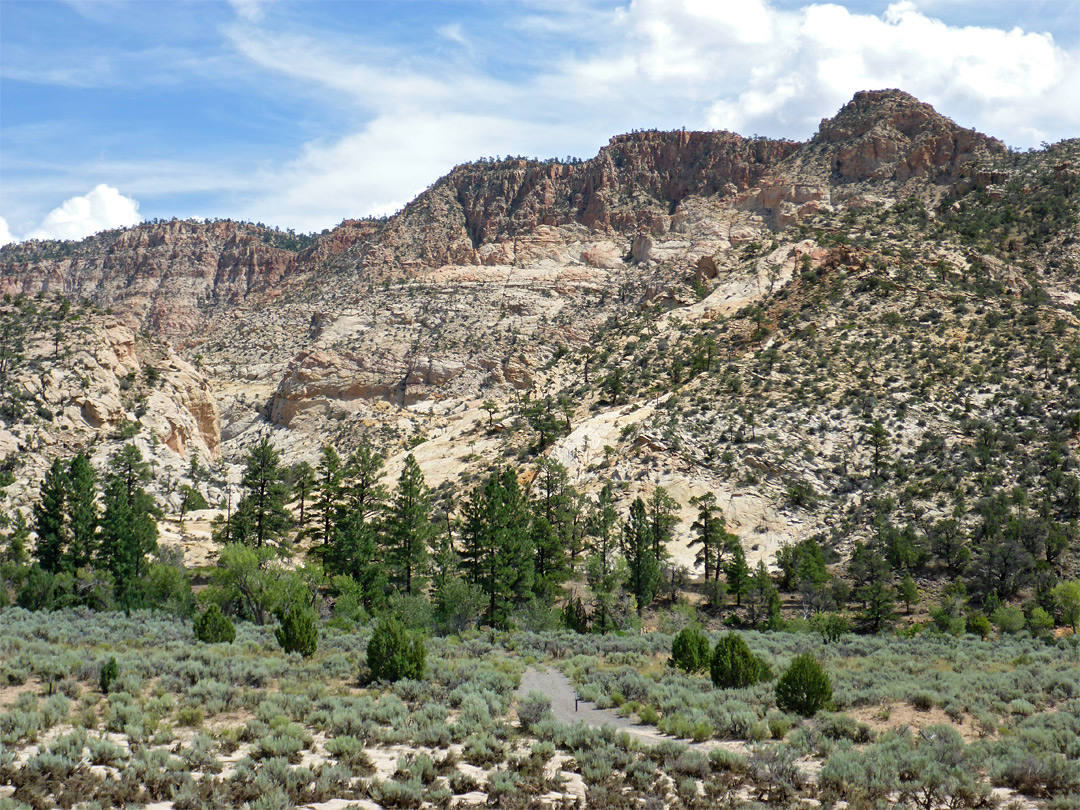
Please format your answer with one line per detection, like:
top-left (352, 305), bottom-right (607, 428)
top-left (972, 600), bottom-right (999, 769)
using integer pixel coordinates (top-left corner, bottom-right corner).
top-left (1, 0), bottom-right (1077, 243)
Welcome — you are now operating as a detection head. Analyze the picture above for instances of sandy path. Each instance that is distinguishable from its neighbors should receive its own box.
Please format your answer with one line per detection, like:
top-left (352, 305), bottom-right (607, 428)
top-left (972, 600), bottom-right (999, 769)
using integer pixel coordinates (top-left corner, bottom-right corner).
top-left (516, 667), bottom-right (747, 755)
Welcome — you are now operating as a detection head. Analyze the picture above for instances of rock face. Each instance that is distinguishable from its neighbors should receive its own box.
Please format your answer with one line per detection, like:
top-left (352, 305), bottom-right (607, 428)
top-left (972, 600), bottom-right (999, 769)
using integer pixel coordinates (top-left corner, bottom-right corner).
top-left (0, 90), bottom-right (1007, 341)
top-left (0, 304), bottom-right (222, 513)
top-left (810, 89), bottom-right (1006, 183)
top-left (0, 220), bottom-right (305, 342)
top-left (360, 130), bottom-right (798, 273)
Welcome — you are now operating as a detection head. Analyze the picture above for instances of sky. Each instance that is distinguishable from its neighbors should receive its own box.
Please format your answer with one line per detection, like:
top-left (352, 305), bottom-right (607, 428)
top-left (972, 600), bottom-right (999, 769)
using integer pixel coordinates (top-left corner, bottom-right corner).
top-left (1, 0), bottom-right (1077, 245)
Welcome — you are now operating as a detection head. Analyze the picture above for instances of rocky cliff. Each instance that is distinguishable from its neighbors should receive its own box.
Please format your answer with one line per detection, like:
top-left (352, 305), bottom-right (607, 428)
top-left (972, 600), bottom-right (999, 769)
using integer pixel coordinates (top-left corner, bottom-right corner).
top-left (0, 220), bottom-right (308, 342)
top-left (1, 90), bottom-right (1008, 337)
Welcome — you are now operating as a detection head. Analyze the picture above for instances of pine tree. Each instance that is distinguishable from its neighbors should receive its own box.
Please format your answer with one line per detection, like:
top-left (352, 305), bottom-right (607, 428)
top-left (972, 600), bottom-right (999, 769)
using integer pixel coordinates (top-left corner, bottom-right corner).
top-left (530, 458), bottom-right (575, 601)
top-left (33, 458), bottom-right (68, 574)
top-left (646, 486), bottom-right (679, 565)
top-left (235, 438), bottom-right (291, 548)
top-left (327, 507), bottom-right (387, 610)
top-left (289, 461), bottom-right (316, 533)
top-left (345, 444), bottom-right (387, 520)
top-left (586, 483), bottom-right (622, 631)
top-left (312, 445), bottom-right (345, 547)
top-left (66, 453), bottom-right (99, 571)
top-left (725, 534), bottom-right (751, 607)
top-left (746, 561), bottom-right (779, 628)
top-left (387, 454), bottom-right (433, 595)
top-left (867, 419), bottom-right (889, 479)
top-left (462, 466), bottom-right (533, 628)
top-left (3, 510), bottom-right (30, 565)
top-left (690, 492), bottom-right (723, 582)
top-left (624, 497), bottom-right (659, 616)
top-left (98, 443), bottom-right (160, 607)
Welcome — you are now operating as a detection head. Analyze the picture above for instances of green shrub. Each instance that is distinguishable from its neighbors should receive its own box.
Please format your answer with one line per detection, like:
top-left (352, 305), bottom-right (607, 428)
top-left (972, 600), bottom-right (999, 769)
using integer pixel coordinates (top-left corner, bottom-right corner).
top-left (775, 653), bottom-right (832, 716)
top-left (638, 704), bottom-right (660, 725)
top-left (968, 613), bottom-right (992, 639)
top-left (991, 605), bottom-right (1026, 634)
top-left (670, 626), bottom-right (711, 673)
top-left (710, 633), bottom-right (772, 688)
top-left (176, 706), bottom-right (203, 727)
top-left (517, 690), bottom-right (552, 732)
top-left (99, 657), bottom-right (119, 694)
top-left (275, 605), bottom-right (318, 657)
top-left (367, 617), bottom-right (426, 682)
top-left (193, 604), bottom-right (235, 644)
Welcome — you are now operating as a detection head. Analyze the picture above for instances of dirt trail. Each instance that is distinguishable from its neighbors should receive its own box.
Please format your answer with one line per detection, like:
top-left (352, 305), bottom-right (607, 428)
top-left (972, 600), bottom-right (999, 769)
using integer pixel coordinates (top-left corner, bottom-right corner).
top-left (516, 667), bottom-right (747, 755)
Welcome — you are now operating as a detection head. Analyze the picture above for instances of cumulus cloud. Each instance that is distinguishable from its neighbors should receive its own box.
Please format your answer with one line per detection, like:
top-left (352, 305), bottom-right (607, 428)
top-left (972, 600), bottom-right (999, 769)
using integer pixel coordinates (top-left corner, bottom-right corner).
top-left (25, 185), bottom-right (142, 241)
top-left (0, 217), bottom-right (14, 247)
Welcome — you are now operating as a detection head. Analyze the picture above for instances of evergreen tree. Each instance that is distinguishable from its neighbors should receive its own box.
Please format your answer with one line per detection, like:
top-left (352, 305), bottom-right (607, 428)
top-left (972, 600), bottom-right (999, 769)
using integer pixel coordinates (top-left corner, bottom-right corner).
top-left (327, 508), bottom-right (387, 611)
top-left (530, 458), bottom-right (575, 601)
top-left (624, 497), bottom-right (660, 616)
top-left (387, 454), bottom-right (434, 595)
top-left (462, 466), bottom-right (533, 627)
top-left (235, 438), bottom-right (291, 548)
top-left (312, 445), bottom-right (345, 547)
top-left (289, 461), bottom-right (316, 533)
top-left (689, 492), bottom-right (724, 582)
top-left (98, 443), bottom-right (160, 607)
top-left (33, 458), bottom-right (68, 574)
top-left (586, 483), bottom-right (623, 631)
top-left (850, 543), bottom-right (896, 632)
top-left (3, 510), bottom-right (30, 565)
top-left (724, 534), bottom-right (751, 607)
top-left (646, 486), bottom-right (679, 564)
top-left (345, 444), bottom-right (387, 519)
top-left (899, 573), bottom-right (920, 614)
top-left (746, 561), bottom-right (779, 628)
top-left (867, 419), bottom-right (889, 479)
top-left (66, 453), bottom-right (99, 571)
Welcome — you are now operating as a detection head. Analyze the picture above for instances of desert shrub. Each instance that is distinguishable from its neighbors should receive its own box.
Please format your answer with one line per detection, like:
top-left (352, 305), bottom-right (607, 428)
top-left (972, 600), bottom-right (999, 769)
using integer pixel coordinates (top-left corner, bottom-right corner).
top-left (817, 712), bottom-right (873, 743)
top-left (99, 656), bottom-right (120, 694)
top-left (325, 735), bottom-right (374, 772)
top-left (708, 746), bottom-right (745, 772)
top-left (775, 654), bottom-right (832, 716)
top-left (992, 605), bottom-right (1026, 634)
top-left (176, 706), bottom-right (203, 727)
top-left (813, 612), bottom-right (850, 643)
top-left (369, 776), bottom-right (423, 809)
top-left (193, 604), bottom-right (235, 644)
top-left (449, 770), bottom-right (480, 793)
top-left (463, 731), bottom-right (505, 766)
top-left (638, 704), bottom-right (660, 724)
top-left (992, 748), bottom-right (1079, 797)
top-left (275, 605), bottom-right (318, 657)
top-left (710, 633), bottom-right (772, 688)
top-left (88, 735), bottom-right (127, 766)
top-left (670, 626), bottom-right (711, 673)
top-left (367, 617), bottom-right (426, 682)
top-left (910, 692), bottom-right (936, 711)
top-left (518, 690), bottom-right (552, 732)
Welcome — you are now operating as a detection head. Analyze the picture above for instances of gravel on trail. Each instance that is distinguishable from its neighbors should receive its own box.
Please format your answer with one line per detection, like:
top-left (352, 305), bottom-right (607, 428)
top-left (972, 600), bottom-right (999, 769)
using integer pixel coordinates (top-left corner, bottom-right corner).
top-left (515, 666), bottom-right (748, 755)
top-left (517, 666), bottom-right (643, 733)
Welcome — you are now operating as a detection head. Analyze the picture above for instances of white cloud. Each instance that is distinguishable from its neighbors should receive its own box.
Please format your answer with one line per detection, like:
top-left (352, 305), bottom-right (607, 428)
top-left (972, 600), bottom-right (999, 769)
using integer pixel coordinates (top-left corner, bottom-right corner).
top-left (0, 217), bottom-right (14, 247)
top-left (437, 23), bottom-right (470, 48)
top-left (25, 185), bottom-right (141, 241)
top-left (103, 1), bottom-right (1080, 233)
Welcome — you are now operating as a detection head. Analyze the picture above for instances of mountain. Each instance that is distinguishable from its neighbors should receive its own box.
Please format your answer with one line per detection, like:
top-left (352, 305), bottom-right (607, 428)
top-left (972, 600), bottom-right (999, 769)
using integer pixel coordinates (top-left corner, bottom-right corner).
top-left (0, 88), bottom-right (1076, 582)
